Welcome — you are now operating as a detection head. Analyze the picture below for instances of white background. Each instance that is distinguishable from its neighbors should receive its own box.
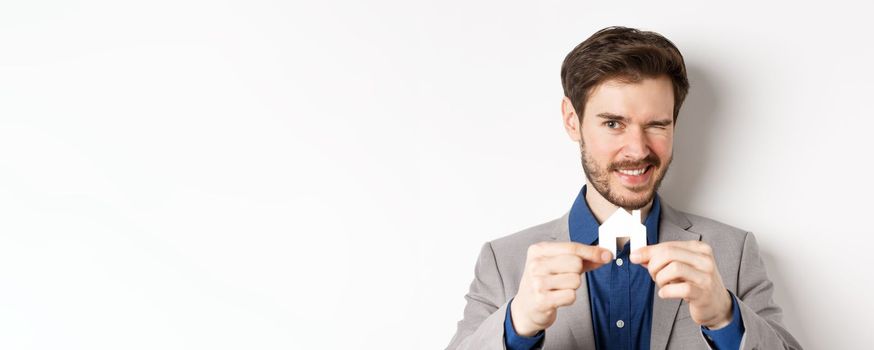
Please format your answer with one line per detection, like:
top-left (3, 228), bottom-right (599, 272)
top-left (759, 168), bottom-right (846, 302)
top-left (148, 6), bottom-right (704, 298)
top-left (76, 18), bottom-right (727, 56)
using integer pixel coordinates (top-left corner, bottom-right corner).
top-left (1, 1), bottom-right (871, 349)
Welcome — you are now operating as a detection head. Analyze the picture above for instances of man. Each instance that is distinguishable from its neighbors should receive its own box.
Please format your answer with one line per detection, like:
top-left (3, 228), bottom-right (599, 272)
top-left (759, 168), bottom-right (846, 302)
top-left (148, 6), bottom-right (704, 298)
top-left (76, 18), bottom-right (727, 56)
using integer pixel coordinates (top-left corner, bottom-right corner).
top-left (446, 27), bottom-right (801, 350)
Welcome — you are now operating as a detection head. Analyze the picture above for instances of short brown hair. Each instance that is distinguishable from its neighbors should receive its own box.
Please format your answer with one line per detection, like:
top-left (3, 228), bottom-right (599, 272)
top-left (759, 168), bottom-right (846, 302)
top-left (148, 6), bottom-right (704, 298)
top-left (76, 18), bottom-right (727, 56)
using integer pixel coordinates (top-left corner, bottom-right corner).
top-left (561, 26), bottom-right (689, 122)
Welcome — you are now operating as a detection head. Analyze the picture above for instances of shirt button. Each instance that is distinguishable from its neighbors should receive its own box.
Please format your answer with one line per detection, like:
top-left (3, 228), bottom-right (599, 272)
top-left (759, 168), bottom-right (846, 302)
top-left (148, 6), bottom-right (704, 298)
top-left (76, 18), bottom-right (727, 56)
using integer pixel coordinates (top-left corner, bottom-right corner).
top-left (616, 320), bottom-right (625, 328)
top-left (616, 258), bottom-right (624, 266)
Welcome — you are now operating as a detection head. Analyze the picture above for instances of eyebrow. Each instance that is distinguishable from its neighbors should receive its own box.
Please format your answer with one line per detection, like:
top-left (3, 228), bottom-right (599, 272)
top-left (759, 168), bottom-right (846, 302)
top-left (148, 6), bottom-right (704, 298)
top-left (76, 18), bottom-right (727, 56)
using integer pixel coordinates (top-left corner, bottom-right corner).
top-left (595, 113), bottom-right (673, 127)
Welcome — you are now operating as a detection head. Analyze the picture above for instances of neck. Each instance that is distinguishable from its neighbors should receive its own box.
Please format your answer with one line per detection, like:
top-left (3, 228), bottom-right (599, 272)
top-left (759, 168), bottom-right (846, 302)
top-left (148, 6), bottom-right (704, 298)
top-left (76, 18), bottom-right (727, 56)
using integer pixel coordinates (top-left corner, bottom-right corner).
top-left (584, 180), bottom-right (653, 225)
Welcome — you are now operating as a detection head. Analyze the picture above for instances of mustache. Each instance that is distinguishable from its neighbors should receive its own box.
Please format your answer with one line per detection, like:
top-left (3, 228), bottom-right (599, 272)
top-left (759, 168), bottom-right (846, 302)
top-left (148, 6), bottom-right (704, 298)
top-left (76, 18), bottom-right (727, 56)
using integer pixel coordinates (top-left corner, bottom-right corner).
top-left (609, 154), bottom-right (661, 171)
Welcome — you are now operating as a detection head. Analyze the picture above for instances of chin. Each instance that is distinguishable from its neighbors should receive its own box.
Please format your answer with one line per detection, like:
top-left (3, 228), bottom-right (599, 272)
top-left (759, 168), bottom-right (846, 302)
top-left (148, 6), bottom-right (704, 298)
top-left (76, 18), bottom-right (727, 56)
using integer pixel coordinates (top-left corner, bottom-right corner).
top-left (608, 184), bottom-right (655, 209)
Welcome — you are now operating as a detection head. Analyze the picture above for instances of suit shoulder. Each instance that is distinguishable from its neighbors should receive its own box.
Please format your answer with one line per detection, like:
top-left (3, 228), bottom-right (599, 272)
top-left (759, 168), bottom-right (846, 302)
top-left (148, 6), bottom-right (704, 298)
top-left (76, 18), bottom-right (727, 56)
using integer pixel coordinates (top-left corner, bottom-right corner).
top-left (487, 214), bottom-right (566, 257)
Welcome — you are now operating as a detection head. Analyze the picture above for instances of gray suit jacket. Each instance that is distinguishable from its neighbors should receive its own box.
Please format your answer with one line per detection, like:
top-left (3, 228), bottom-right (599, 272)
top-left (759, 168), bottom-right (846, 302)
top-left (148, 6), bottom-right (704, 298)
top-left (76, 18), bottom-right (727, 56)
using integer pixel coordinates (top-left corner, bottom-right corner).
top-left (446, 201), bottom-right (802, 350)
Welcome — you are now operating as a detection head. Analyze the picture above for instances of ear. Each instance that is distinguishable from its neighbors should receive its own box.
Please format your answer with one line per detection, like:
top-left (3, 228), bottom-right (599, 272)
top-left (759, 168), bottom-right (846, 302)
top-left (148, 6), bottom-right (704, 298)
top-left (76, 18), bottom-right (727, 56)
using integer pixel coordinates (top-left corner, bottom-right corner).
top-left (562, 96), bottom-right (582, 142)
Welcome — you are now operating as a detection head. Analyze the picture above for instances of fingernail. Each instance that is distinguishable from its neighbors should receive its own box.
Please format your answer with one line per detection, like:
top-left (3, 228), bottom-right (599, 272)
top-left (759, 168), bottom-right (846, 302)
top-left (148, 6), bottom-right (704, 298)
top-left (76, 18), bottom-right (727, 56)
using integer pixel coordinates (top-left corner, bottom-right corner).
top-left (630, 252), bottom-right (640, 261)
top-left (601, 251), bottom-right (611, 261)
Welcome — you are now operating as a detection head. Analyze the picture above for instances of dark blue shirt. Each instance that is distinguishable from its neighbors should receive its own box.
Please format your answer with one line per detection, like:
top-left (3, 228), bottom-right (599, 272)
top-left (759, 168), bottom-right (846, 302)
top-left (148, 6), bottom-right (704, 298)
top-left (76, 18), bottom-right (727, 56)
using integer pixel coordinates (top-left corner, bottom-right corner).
top-left (504, 185), bottom-right (745, 349)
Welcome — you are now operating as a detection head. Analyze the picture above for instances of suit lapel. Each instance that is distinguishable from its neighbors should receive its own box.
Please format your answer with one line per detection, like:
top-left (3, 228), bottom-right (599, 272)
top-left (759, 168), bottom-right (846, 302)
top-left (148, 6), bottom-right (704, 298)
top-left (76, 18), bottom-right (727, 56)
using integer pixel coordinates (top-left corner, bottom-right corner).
top-left (650, 203), bottom-right (700, 350)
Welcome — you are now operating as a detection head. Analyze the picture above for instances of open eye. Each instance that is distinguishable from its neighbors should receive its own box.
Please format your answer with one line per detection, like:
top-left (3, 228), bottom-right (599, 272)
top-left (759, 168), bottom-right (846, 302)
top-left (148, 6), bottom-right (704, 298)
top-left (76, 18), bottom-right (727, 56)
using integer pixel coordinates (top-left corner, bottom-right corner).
top-left (605, 121), bottom-right (622, 129)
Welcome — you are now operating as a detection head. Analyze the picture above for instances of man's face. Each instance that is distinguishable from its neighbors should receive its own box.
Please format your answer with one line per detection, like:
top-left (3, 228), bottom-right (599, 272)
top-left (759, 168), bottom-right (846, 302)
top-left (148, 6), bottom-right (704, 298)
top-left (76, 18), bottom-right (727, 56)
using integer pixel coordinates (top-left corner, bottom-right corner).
top-left (565, 75), bottom-right (675, 209)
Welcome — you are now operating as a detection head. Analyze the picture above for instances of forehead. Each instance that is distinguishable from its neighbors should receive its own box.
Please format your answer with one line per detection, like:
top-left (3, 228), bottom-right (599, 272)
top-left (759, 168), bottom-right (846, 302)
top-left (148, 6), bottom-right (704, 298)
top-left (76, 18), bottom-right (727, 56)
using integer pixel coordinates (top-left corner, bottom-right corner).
top-left (583, 75), bottom-right (675, 122)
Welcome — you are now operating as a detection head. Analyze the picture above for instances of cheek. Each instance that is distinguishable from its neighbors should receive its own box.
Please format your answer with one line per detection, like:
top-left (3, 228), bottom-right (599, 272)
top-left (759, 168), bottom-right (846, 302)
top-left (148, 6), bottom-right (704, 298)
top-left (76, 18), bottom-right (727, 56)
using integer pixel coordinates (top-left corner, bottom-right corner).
top-left (585, 135), bottom-right (623, 161)
top-left (650, 137), bottom-right (673, 160)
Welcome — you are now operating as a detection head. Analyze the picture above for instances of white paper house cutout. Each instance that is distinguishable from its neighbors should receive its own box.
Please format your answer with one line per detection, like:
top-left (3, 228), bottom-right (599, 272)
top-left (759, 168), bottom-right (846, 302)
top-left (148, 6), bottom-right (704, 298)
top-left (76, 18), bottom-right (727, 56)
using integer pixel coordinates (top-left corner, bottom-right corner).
top-left (598, 208), bottom-right (647, 258)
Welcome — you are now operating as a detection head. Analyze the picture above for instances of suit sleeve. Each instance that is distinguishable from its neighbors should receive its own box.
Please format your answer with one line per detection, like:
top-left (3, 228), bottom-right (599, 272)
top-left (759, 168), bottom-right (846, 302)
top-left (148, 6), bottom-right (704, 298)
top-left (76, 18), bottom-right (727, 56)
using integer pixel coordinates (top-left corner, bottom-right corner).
top-left (733, 232), bottom-right (803, 350)
top-left (446, 241), bottom-right (516, 350)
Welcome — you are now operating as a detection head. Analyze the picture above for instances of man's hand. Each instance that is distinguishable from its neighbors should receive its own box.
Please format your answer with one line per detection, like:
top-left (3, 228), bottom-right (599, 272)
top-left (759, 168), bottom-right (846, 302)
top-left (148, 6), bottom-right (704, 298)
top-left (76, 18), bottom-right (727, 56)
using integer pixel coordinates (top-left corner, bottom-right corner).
top-left (510, 242), bottom-right (613, 336)
top-left (629, 241), bottom-right (734, 329)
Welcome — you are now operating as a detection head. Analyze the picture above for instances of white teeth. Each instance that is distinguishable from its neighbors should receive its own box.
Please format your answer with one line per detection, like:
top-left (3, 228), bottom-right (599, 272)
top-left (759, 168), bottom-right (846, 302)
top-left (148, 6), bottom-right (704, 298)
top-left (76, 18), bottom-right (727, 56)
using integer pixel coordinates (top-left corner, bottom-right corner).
top-left (618, 167), bottom-right (647, 176)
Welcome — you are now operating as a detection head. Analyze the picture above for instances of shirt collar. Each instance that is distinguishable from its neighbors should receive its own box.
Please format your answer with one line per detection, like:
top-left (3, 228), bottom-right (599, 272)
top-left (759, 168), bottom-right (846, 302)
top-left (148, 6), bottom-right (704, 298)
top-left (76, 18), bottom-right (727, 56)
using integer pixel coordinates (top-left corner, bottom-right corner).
top-left (568, 184), bottom-right (661, 246)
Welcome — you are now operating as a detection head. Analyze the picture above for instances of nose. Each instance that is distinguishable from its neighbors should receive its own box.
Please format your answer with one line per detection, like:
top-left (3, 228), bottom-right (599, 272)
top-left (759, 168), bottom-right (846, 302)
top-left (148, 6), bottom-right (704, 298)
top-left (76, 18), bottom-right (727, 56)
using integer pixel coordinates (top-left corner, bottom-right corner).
top-left (620, 126), bottom-right (650, 161)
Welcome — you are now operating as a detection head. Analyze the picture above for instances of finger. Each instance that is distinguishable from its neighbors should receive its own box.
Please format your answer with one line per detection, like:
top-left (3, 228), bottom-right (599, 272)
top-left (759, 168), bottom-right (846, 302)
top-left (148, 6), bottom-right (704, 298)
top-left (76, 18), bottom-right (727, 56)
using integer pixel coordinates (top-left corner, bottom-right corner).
top-left (629, 241), bottom-right (713, 264)
top-left (653, 261), bottom-right (708, 288)
top-left (528, 241), bottom-right (613, 263)
top-left (530, 255), bottom-right (584, 275)
top-left (657, 282), bottom-right (700, 301)
top-left (634, 244), bottom-right (712, 281)
top-left (545, 289), bottom-right (577, 308)
top-left (529, 274), bottom-right (582, 294)
top-left (630, 240), bottom-right (712, 264)
top-left (629, 245), bottom-right (654, 265)
top-left (544, 273), bottom-right (583, 291)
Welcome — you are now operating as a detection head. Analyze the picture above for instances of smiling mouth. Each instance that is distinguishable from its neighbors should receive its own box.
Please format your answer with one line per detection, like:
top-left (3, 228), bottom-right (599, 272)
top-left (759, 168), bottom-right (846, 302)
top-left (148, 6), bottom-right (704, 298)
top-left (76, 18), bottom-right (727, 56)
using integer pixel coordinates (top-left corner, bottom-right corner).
top-left (613, 165), bottom-right (653, 186)
top-left (616, 166), bottom-right (649, 176)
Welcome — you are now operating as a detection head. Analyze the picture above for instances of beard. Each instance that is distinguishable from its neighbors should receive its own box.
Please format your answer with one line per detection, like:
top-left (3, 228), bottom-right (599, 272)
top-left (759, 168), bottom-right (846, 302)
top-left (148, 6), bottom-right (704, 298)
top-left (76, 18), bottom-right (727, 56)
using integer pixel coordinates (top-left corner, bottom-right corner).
top-left (579, 138), bottom-right (672, 210)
